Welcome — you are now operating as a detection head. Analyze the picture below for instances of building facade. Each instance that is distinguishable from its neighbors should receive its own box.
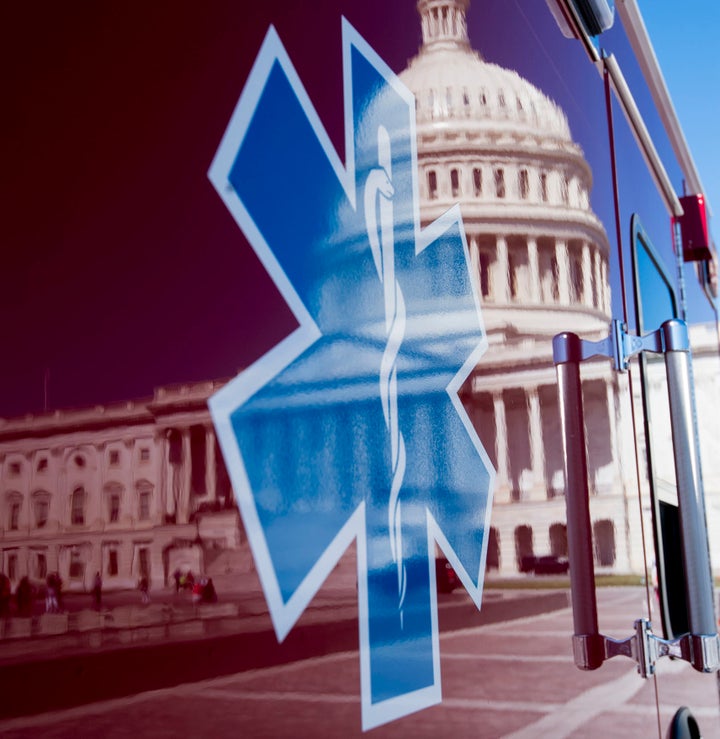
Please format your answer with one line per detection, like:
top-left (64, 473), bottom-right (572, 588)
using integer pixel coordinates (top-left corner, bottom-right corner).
top-left (0, 381), bottom-right (239, 591)
top-left (2, 0), bottom-right (718, 590)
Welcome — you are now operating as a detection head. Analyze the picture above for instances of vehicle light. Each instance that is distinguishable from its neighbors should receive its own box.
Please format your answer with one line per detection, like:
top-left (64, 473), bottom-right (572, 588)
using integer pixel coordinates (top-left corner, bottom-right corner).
top-left (678, 193), bottom-right (714, 262)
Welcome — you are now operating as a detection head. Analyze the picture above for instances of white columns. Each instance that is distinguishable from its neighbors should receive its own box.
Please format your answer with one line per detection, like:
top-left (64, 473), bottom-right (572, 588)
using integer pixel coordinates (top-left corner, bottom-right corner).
top-left (601, 258), bottom-right (610, 313)
top-left (493, 391), bottom-right (509, 501)
top-left (178, 430), bottom-right (192, 524)
top-left (556, 239), bottom-right (570, 304)
top-left (495, 235), bottom-right (510, 303)
top-left (593, 250), bottom-right (601, 309)
top-left (527, 237), bottom-right (540, 303)
top-left (528, 388), bottom-right (546, 499)
top-left (582, 242), bottom-right (592, 308)
top-left (469, 234), bottom-right (480, 294)
top-left (205, 426), bottom-right (217, 503)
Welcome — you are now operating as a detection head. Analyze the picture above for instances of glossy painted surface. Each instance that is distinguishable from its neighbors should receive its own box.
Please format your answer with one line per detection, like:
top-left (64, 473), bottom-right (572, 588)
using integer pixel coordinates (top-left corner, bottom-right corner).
top-left (2, 1), bottom-right (720, 735)
top-left (207, 22), bottom-right (493, 728)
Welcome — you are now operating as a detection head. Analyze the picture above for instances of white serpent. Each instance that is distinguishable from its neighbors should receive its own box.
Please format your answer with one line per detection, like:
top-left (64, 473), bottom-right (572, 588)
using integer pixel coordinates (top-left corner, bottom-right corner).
top-left (363, 125), bottom-right (408, 627)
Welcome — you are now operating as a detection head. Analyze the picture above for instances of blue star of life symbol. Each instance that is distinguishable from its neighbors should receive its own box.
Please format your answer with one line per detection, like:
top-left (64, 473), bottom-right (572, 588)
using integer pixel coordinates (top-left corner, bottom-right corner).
top-left (208, 19), bottom-right (495, 730)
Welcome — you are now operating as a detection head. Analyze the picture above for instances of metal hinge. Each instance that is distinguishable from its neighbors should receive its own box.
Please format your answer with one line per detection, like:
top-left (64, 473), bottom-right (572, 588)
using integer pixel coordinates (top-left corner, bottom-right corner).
top-left (552, 318), bottom-right (689, 371)
top-left (574, 620), bottom-right (720, 677)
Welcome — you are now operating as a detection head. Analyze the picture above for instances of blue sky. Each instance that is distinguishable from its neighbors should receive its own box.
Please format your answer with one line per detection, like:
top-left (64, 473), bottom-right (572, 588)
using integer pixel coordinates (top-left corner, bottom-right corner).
top-left (640, 1), bottom-right (720, 243)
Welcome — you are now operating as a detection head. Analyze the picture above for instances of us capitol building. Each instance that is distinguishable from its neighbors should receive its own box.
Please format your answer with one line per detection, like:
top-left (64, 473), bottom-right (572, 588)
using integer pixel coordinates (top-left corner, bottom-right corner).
top-left (2, 0), bottom-right (718, 591)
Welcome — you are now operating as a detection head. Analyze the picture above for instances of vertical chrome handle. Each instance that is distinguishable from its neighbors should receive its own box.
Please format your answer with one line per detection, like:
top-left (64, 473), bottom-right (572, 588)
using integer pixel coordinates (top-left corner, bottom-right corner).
top-left (661, 320), bottom-right (717, 644)
top-left (553, 332), bottom-right (604, 670)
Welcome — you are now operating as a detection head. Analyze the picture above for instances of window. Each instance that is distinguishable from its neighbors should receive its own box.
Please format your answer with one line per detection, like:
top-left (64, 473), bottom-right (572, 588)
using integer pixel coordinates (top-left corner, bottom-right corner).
top-left (109, 494), bottom-right (120, 523)
top-left (540, 172), bottom-right (548, 202)
top-left (514, 525), bottom-right (534, 571)
top-left (8, 553), bottom-right (17, 581)
top-left (549, 523), bottom-right (568, 557)
top-left (109, 450), bottom-right (120, 466)
top-left (594, 520), bottom-right (616, 566)
top-left (36, 553), bottom-right (47, 579)
top-left (561, 176), bottom-right (569, 204)
top-left (108, 550), bottom-right (118, 577)
top-left (494, 168), bottom-right (505, 198)
top-left (9, 461), bottom-right (21, 476)
top-left (472, 167), bottom-right (482, 197)
top-left (190, 425), bottom-right (207, 496)
top-left (139, 491), bottom-right (151, 521)
top-left (69, 550), bottom-right (84, 579)
top-left (486, 527), bottom-right (500, 571)
top-left (34, 497), bottom-right (49, 528)
top-left (479, 252), bottom-right (491, 299)
top-left (508, 252), bottom-right (519, 300)
top-left (498, 90), bottom-right (506, 108)
top-left (71, 487), bottom-right (85, 525)
top-left (10, 502), bottom-right (20, 530)
top-left (518, 169), bottom-right (529, 199)
top-left (139, 447), bottom-right (150, 462)
top-left (427, 170), bottom-right (437, 200)
top-left (450, 168), bottom-right (460, 197)
top-left (74, 455), bottom-right (86, 468)
top-left (37, 458), bottom-right (48, 473)
top-left (139, 547), bottom-right (150, 579)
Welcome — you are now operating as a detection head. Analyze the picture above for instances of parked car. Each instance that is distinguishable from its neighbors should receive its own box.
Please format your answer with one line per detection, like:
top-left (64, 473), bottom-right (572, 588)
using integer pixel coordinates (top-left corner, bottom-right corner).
top-left (533, 556), bottom-right (570, 575)
top-left (436, 557), bottom-right (459, 593)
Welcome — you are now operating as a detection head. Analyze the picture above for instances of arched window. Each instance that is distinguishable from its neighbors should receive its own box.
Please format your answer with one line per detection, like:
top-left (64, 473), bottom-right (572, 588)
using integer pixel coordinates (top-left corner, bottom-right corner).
top-left (549, 523), bottom-right (568, 557)
top-left (486, 527), bottom-right (500, 571)
top-left (593, 519), bottom-right (616, 566)
top-left (33, 491), bottom-right (50, 528)
top-left (71, 487), bottom-right (85, 525)
top-left (450, 168), bottom-right (460, 197)
top-left (515, 525), bottom-right (534, 571)
top-left (5, 492), bottom-right (22, 531)
top-left (494, 168), bottom-right (505, 198)
top-left (472, 167), bottom-right (482, 196)
top-left (428, 170), bottom-right (438, 200)
top-left (518, 169), bottom-right (529, 199)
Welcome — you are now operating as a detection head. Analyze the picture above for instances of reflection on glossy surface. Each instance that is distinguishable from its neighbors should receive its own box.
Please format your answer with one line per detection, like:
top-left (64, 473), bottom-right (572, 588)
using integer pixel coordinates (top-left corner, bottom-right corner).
top-left (208, 21), bottom-right (493, 728)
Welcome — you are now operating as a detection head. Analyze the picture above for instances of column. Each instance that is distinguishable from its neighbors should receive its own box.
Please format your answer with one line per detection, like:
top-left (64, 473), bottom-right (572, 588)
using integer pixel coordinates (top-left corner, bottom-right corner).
top-left (178, 430), bottom-right (192, 524)
top-left (605, 379), bottom-right (619, 491)
top-left (593, 250), bottom-right (601, 309)
top-left (205, 426), bottom-right (217, 503)
top-left (602, 259), bottom-right (611, 314)
top-left (157, 431), bottom-right (168, 521)
top-left (556, 239), bottom-right (570, 305)
top-left (528, 388), bottom-right (546, 500)
top-left (493, 391), bottom-right (509, 501)
top-left (582, 242), bottom-right (592, 308)
top-left (162, 431), bottom-right (173, 520)
top-left (469, 234), bottom-right (479, 293)
top-left (495, 235), bottom-right (510, 303)
top-left (527, 236), bottom-right (540, 303)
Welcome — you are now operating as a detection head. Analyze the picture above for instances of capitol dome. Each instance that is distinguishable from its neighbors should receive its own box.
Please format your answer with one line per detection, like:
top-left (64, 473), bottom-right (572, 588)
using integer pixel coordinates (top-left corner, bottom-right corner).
top-left (399, 0), bottom-right (611, 343)
top-left (402, 0), bottom-right (572, 145)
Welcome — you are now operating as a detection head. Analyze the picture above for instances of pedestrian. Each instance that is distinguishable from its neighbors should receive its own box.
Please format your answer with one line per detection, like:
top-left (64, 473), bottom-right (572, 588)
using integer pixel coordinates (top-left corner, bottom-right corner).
top-left (92, 571), bottom-right (102, 609)
top-left (191, 579), bottom-right (203, 606)
top-left (15, 576), bottom-right (33, 617)
top-left (173, 568), bottom-right (182, 594)
top-left (139, 576), bottom-right (150, 604)
top-left (0, 573), bottom-right (11, 617)
top-left (202, 577), bottom-right (217, 604)
top-left (45, 573), bottom-right (59, 613)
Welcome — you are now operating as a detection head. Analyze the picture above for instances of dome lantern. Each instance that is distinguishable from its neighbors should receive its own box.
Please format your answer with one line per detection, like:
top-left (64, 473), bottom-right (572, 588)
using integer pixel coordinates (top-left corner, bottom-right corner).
top-left (418, 0), bottom-right (471, 51)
